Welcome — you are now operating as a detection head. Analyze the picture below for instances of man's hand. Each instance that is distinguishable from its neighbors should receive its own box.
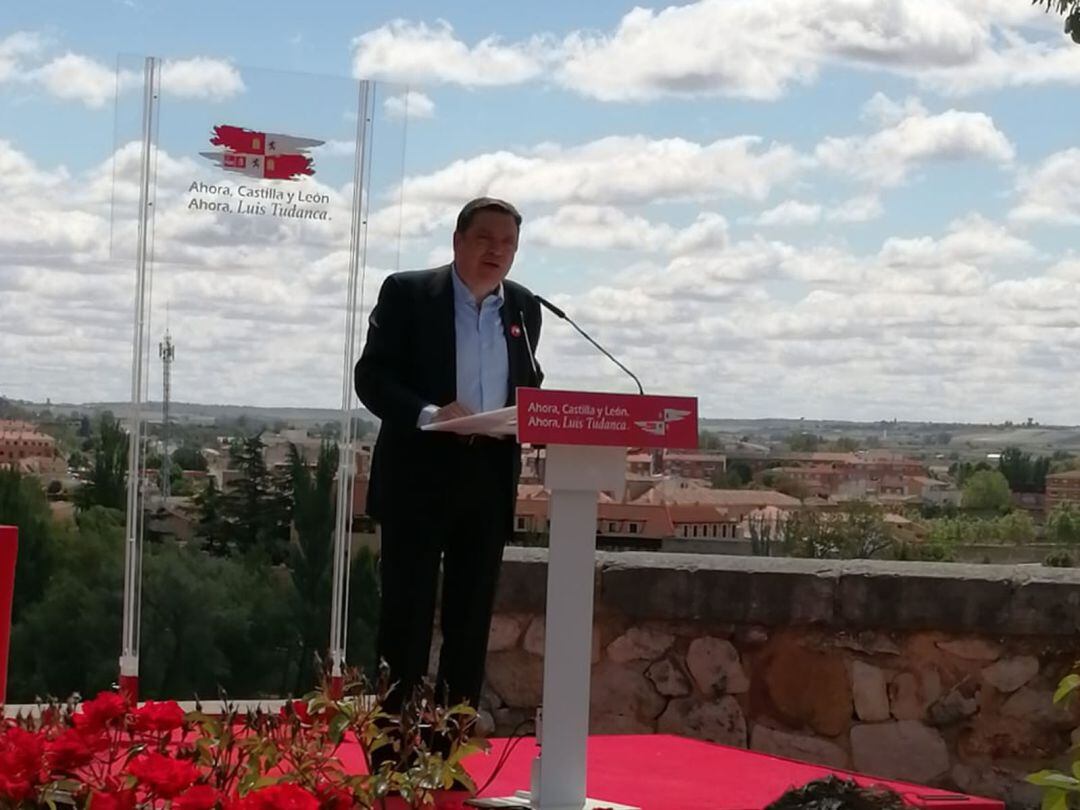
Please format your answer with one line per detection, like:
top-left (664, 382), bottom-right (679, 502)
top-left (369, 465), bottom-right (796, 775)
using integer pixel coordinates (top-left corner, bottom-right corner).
top-left (432, 401), bottom-right (474, 423)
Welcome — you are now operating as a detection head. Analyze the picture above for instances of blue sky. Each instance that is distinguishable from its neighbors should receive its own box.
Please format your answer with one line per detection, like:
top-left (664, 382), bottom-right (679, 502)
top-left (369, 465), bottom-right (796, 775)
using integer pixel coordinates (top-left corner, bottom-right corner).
top-left (3, 1), bottom-right (1080, 422)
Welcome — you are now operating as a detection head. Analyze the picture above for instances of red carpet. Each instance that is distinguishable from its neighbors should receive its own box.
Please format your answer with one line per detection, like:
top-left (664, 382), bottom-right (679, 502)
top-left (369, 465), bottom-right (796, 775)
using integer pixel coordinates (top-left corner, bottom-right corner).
top-left (337, 734), bottom-right (1004, 810)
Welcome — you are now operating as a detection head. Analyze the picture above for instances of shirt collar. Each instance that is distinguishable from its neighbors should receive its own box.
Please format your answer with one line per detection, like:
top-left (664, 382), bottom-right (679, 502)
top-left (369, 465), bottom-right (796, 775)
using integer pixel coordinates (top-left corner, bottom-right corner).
top-left (451, 263), bottom-right (504, 307)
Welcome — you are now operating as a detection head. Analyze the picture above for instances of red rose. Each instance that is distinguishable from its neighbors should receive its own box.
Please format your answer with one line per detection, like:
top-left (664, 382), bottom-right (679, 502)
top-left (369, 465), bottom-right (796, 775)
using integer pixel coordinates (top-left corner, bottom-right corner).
top-left (313, 782), bottom-right (352, 810)
top-left (89, 788), bottom-right (138, 810)
top-left (133, 700), bottom-right (186, 734)
top-left (281, 700), bottom-right (313, 725)
top-left (0, 726), bottom-right (45, 802)
top-left (127, 752), bottom-right (200, 798)
top-left (47, 727), bottom-right (105, 771)
top-left (175, 784), bottom-right (223, 810)
top-left (74, 692), bottom-right (129, 734)
top-left (235, 784), bottom-right (320, 810)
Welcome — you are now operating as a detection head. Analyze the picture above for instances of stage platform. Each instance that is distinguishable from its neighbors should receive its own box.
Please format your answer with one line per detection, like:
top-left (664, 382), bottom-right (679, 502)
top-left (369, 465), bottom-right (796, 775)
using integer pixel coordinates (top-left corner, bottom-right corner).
top-left (337, 734), bottom-right (1004, 810)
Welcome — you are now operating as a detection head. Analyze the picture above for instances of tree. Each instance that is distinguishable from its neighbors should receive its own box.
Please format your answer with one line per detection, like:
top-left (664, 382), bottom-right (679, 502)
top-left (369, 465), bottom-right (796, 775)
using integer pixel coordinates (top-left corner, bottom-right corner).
top-left (699, 431), bottom-right (723, 451)
top-left (0, 469), bottom-right (54, 620)
top-left (832, 437), bottom-right (860, 452)
top-left (75, 414), bottom-right (129, 512)
top-left (962, 470), bottom-right (1012, 512)
top-left (286, 440), bottom-right (339, 693)
top-left (787, 433), bottom-right (821, 452)
top-left (7, 507), bottom-right (124, 702)
top-left (194, 477), bottom-right (227, 554)
top-left (221, 434), bottom-right (288, 559)
top-left (1034, 0), bottom-right (1080, 43)
top-left (950, 460), bottom-right (991, 488)
top-left (997, 447), bottom-right (1050, 493)
top-left (171, 444), bottom-right (208, 471)
top-left (1048, 503), bottom-right (1080, 545)
top-left (997, 510), bottom-right (1036, 545)
top-left (78, 415), bottom-right (93, 438)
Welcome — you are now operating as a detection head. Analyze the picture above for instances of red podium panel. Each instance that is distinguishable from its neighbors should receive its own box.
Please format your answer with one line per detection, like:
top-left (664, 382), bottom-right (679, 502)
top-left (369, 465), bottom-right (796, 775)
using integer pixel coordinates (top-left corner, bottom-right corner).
top-left (0, 525), bottom-right (16, 705)
top-left (517, 388), bottom-right (698, 448)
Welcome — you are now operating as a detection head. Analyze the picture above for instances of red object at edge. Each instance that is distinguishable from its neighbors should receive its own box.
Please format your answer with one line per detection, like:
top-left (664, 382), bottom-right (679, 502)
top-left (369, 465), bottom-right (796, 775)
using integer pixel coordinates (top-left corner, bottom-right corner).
top-left (0, 525), bottom-right (17, 706)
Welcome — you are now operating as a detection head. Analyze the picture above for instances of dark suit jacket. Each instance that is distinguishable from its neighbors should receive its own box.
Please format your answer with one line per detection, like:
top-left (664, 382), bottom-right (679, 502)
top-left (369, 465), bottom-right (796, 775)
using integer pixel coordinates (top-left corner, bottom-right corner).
top-left (354, 265), bottom-right (544, 522)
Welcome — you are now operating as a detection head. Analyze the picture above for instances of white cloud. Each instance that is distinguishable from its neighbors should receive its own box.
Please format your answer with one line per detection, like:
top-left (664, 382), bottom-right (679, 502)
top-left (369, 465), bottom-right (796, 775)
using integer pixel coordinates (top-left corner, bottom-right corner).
top-left (528, 206), bottom-right (728, 255)
top-left (347, 2), bottom-right (1078, 102)
top-left (383, 90), bottom-right (435, 119)
top-left (352, 20), bottom-right (545, 86)
top-left (400, 134), bottom-right (803, 207)
top-left (1010, 148), bottom-right (1080, 225)
top-left (0, 31), bottom-right (46, 82)
top-left (160, 57), bottom-right (245, 101)
top-left (34, 53), bottom-right (125, 108)
top-left (750, 200), bottom-right (822, 226)
top-left (815, 102), bottom-right (1014, 185)
top-left (827, 194), bottom-right (884, 223)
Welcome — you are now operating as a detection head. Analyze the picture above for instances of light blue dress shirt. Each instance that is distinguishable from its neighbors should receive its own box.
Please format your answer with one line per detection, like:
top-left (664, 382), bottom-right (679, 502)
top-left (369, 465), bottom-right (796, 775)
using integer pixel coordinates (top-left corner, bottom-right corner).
top-left (418, 266), bottom-right (509, 426)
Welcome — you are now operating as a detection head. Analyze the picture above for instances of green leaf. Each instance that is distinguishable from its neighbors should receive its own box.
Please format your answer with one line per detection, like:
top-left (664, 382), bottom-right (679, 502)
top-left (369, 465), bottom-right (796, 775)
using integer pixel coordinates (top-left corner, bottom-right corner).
top-left (1028, 770), bottom-right (1080, 790)
top-left (1043, 788), bottom-right (1068, 810)
top-left (328, 711), bottom-right (350, 744)
top-left (1054, 674), bottom-right (1080, 704)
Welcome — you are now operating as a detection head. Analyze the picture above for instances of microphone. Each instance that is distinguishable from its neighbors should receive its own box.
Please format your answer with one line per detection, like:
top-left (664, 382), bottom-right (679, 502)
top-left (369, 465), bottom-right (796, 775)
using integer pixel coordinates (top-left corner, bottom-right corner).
top-left (535, 295), bottom-right (645, 396)
top-left (518, 309), bottom-right (542, 384)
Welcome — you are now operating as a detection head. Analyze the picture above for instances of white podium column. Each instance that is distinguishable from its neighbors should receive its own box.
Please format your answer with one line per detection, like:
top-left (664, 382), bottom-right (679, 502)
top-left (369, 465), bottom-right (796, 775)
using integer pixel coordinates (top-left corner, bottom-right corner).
top-left (534, 444), bottom-right (627, 810)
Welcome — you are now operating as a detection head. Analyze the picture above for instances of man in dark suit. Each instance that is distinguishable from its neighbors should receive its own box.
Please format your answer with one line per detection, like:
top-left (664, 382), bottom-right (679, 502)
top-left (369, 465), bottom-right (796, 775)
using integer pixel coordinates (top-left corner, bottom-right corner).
top-left (354, 197), bottom-right (543, 720)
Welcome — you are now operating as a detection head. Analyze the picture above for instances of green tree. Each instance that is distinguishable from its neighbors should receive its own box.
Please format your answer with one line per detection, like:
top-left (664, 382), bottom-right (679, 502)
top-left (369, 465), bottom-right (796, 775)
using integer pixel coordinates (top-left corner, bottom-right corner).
top-left (949, 460), bottom-right (990, 488)
top-left (75, 414), bottom-right (129, 512)
top-left (787, 432), bottom-right (821, 452)
top-left (699, 431), bottom-right (723, 451)
top-left (961, 470), bottom-right (1012, 512)
top-left (832, 437), bottom-right (860, 452)
top-left (78, 415), bottom-right (92, 439)
top-left (1048, 504), bottom-right (1080, 545)
top-left (997, 510), bottom-right (1036, 545)
top-left (195, 477), bottom-right (227, 555)
top-left (0, 469), bottom-right (54, 620)
top-left (171, 444), bottom-right (208, 471)
top-left (286, 440), bottom-right (339, 693)
top-left (998, 447), bottom-right (1050, 493)
top-left (1034, 0), bottom-right (1080, 42)
top-left (7, 507), bottom-right (124, 702)
top-left (139, 541), bottom-right (297, 698)
top-left (221, 434), bottom-right (287, 559)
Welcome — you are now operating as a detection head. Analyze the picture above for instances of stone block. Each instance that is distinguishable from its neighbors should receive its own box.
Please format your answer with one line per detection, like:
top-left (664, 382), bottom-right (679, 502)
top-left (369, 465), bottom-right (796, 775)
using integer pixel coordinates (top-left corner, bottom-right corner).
top-left (607, 626), bottom-right (675, 663)
top-left (763, 645), bottom-right (852, 737)
top-left (951, 764), bottom-right (1042, 810)
top-left (888, 672), bottom-right (922, 721)
top-left (981, 655), bottom-right (1039, 694)
top-left (488, 615), bottom-right (523, 653)
top-left (646, 658), bottom-right (692, 697)
top-left (852, 661), bottom-right (890, 722)
top-left (686, 636), bottom-right (749, 695)
top-left (1002, 686), bottom-right (1078, 730)
top-left (936, 639), bottom-right (1002, 661)
top-left (657, 696), bottom-right (747, 748)
top-left (589, 661), bottom-right (667, 730)
top-left (520, 615), bottom-right (602, 663)
top-left (485, 650), bottom-right (543, 708)
top-left (927, 687), bottom-right (979, 727)
top-left (750, 724), bottom-right (849, 769)
top-left (850, 721), bottom-right (949, 783)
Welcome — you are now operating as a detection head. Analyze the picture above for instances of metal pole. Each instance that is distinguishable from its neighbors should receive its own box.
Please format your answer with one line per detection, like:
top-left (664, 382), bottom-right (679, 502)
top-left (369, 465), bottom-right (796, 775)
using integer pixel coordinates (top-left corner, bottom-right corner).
top-left (329, 79), bottom-right (374, 695)
top-left (120, 56), bottom-right (159, 703)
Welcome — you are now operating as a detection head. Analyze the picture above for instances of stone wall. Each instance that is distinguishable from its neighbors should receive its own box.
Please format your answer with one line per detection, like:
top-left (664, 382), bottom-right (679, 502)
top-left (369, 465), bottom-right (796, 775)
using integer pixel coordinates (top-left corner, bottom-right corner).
top-left (482, 550), bottom-right (1080, 809)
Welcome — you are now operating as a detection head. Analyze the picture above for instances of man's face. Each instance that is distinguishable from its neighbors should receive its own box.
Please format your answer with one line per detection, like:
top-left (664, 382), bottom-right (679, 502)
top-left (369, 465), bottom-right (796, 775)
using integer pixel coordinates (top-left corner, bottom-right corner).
top-left (453, 209), bottom-right (519, 295)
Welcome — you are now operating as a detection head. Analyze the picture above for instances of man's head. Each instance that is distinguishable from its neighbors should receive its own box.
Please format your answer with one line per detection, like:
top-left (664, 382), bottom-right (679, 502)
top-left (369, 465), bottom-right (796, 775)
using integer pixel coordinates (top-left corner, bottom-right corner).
top-left (452, 197), bottom-right (521, 299)
top-left (765, 776), bottom-right (908, 810)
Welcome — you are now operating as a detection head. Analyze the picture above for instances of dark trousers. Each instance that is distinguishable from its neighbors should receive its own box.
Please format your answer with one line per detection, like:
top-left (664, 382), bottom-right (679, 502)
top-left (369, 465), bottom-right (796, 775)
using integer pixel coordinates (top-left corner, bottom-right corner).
top-left (375, 441), bottom-right (512, 716)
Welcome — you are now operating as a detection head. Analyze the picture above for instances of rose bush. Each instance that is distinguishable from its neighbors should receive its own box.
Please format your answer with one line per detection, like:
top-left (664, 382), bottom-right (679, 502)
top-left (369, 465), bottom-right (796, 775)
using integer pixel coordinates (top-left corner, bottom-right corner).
top-left (0, 667), bottom-right (488, 810)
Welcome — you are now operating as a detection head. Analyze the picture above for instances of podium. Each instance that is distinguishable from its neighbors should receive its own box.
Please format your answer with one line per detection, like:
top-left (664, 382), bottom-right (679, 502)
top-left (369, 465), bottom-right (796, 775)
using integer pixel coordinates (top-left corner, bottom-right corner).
top-left (423, 388), bottom-right (698, 810)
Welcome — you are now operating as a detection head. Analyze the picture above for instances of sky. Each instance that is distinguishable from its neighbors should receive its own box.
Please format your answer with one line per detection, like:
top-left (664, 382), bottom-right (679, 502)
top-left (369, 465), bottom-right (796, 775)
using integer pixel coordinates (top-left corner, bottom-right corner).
top-left (3, 0), bottom-right (1080, 423)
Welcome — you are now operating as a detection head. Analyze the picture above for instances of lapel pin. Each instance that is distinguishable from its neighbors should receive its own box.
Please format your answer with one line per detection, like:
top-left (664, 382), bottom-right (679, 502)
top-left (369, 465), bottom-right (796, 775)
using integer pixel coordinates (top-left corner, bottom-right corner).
top-left (510, 324), bottom-right (523, 338)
